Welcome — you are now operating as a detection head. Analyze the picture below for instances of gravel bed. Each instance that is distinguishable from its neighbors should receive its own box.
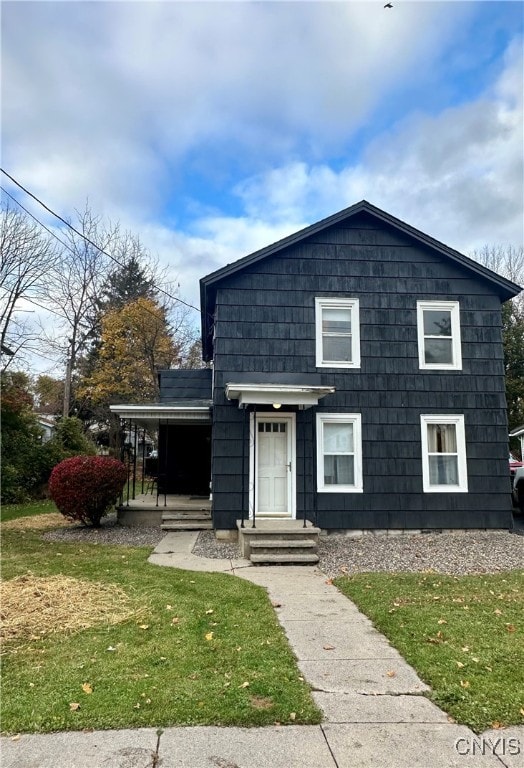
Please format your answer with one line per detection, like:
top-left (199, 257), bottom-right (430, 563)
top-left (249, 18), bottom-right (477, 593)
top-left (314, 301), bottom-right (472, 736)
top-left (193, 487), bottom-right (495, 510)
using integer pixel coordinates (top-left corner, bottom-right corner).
top-left (43, 520), bottom-right (523, 577)
top-left (192, 529), bottom-right (523, 577)
top-left (192, 530), bottom-right (241, 560)
top-left (42, 515), bottom-right (164, 548)
top-left (317, 530), bottom-right (523, 578)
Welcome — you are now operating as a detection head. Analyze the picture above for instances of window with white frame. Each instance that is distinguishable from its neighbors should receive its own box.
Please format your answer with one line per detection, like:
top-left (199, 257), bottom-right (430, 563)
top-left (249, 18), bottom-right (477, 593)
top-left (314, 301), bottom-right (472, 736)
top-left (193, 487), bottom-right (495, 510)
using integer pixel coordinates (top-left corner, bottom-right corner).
top-left (420, 415), bottom-right (468, 492)
top-left (315, 297), bottom-right (360, 368)
top-left (417, 301), bottom-right (462, 370)
top-left (316, 414), bottom-right (363, 492)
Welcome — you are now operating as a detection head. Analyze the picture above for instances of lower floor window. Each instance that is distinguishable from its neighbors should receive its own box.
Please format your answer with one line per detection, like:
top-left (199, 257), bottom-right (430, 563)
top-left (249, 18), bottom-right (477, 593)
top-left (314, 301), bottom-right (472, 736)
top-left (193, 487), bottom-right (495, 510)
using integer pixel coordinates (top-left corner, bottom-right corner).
top-left (316, 414), bottom-right (363, 492)
top-left (421, 414), bottom-right (468, 492)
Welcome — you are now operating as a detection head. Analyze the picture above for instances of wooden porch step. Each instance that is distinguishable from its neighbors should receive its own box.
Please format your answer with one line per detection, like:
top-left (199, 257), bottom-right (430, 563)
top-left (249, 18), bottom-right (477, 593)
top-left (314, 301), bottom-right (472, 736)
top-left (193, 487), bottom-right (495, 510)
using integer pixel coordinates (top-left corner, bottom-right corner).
top-left (250, 553), bottom-right (319, 564)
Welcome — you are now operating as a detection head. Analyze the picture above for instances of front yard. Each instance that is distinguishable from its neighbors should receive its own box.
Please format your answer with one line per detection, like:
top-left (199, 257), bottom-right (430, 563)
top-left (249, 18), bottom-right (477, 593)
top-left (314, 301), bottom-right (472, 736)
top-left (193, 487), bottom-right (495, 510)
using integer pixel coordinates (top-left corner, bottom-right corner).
top-left (1, 501), bottom-right (522, 735)
top-left (0, 501), bottom-right (321, 734)
top-left (336, 571), bottom-right (524, 732)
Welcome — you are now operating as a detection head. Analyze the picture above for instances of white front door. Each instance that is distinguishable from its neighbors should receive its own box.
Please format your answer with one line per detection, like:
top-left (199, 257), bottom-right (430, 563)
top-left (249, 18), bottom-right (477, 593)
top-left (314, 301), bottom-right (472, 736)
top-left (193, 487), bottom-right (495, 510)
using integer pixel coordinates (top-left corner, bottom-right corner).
top-left (250, 413), bottom-right (295, 518)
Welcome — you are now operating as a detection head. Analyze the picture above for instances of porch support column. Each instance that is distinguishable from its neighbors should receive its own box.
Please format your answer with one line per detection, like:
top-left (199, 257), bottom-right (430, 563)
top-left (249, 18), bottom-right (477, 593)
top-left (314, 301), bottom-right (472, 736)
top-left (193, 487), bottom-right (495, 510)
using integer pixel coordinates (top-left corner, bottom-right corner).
top-left (252, 405), bottom-right (257, 528)
top-left (312, 408), bottom-right (318, 527)
top-left (302, 411), bottom-right (307, 528)
top-left (132, 422), bottom-right (138, 500)
top-left (241, 405), bottom-right (247, 528)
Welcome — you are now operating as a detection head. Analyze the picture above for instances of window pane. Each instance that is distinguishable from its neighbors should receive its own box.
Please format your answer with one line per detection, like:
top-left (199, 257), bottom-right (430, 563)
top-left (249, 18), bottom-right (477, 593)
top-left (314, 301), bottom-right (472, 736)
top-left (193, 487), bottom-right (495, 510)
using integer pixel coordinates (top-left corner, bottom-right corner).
top-left (258, 422), bottom-right (264, 432)
top-left (324, 455), bottom-right (354, 486)
top-left (427, 424), bottom-right (457, 453)
top-left (322, 308), bottom-right (352, 334)
top-left (423, 310), bottom-right (451, 336)
top-left (424, 338), bottom-right (453, 364)
top-left (428, 455), bottom-right (459, 485)
top-left (324, 422), bottom-right (353, 453)
top-left (323, 335), bottom-right (352, 362)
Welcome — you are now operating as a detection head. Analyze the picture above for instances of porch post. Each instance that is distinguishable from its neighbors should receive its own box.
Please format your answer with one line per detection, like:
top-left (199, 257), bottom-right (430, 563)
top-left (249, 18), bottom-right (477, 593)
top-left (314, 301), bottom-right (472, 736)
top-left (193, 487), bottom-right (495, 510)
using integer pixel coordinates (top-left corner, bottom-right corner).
top-left (252, 405), bottom-right (257, 528)
top-left (241, 405), bottom-right (247, 528)
top-left (312, 408), bottom-right (318, 527)
top-left (132, 422), bottom-right (138, 500)
top-left (303, 410), bottom-right (307, 528)
top-left (141, 427), bottom-right (146, 494)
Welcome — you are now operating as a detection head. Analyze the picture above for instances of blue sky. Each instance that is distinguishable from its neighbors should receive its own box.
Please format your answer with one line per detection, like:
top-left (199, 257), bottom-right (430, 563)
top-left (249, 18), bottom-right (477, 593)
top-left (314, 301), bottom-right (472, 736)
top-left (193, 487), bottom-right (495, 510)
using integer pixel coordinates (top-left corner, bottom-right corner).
top-left (1, 1), bottom-right (523, 370)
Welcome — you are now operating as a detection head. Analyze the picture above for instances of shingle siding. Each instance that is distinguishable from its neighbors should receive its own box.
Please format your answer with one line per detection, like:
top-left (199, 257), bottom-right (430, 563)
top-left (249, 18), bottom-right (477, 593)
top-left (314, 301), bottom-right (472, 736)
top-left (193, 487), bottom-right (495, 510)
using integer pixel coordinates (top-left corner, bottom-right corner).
top-left (208, 216), bottom-right (513, 531)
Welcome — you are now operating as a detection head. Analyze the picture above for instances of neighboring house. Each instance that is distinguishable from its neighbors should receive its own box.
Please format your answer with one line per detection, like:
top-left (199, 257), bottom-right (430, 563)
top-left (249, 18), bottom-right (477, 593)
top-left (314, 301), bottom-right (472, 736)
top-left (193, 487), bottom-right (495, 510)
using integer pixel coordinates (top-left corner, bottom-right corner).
top-left (36, 414), bottom-right (57, 443)
top-left (112, 200), bottom-right (521, 533)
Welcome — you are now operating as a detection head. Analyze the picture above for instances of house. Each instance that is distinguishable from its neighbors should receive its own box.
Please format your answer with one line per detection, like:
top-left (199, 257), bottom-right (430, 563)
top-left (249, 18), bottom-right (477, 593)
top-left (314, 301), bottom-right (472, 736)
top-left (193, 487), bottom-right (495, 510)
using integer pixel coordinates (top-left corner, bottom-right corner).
top-left (111, 200), bottom-right (521, 535)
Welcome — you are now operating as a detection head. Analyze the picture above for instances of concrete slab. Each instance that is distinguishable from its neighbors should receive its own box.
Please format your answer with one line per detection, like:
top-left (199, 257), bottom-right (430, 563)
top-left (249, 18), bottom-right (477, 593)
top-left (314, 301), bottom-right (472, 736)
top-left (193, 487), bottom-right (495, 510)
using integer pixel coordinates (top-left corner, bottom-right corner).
top-left (148, 553), bottom-right (237, 573)
top-left (322, 723), bottom-right (505, 768)
top-left (281, 620), bottom-right (402, 660)
top-left (158, 726), bottom-right (337, 767)
top-left (0, 728), bottom-right (159, 768)
top-left (479, 728), bottom-right (524, 768)
top-left (298, 658), bottom-right (430, 694)
top-left (152, 531), bottom-right (197, 554)
top-left (272, 596), bottom-right (363, 621)
top-left (313, 691), bottom-right (450, 723)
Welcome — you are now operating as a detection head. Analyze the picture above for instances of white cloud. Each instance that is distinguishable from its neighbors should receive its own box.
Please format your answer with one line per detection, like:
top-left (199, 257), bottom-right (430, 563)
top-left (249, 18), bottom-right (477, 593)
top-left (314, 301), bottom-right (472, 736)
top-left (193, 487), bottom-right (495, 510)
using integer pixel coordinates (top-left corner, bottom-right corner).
top-left (231, 37), bottom-right (524, 253)
top-left (2, 1), bottom-right (474, 217)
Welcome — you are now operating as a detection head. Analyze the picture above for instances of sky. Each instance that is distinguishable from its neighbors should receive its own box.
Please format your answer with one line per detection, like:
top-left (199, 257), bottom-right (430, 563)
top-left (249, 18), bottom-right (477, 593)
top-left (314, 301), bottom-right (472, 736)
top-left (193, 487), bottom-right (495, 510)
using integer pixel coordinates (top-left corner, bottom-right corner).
top-left (1, 0), bottom-right (523, 373)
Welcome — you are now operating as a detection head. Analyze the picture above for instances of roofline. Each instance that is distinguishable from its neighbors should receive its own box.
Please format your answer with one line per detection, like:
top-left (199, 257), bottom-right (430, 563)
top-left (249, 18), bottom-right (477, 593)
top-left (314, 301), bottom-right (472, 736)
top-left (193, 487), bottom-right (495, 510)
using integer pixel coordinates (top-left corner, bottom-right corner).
top-left (200, 200), bottom-right (522, 359)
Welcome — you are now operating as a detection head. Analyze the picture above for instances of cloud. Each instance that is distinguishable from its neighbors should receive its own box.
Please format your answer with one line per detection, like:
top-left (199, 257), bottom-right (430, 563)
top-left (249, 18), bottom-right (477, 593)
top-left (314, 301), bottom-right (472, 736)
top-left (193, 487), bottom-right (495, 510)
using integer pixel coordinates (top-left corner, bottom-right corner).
top-left (2, 1), bottom-right (474, 218)
top-left (231, 36), bottom-right (524, 253)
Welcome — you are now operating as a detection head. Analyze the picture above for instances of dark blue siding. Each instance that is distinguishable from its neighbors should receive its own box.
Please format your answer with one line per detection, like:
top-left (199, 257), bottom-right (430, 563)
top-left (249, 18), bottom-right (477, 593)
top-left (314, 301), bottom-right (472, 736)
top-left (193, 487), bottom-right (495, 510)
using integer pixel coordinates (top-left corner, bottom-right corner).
top-left (210, 216), bottom-right (511, 530)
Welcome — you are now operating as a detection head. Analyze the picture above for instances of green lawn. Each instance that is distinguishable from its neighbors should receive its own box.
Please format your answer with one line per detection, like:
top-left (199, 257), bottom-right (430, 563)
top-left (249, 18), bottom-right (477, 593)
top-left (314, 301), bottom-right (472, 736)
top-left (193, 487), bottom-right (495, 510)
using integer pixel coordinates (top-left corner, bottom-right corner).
top-left (335, 571), bottom-right (524, 732)
top-left (1, 502), bottom-right (321, 734)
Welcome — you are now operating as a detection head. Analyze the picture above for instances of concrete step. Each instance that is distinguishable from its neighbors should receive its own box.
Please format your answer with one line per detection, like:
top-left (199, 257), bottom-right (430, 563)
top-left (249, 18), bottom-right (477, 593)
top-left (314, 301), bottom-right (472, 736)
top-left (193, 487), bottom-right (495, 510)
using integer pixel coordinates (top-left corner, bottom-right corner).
top-left (250, 539), bottom-right (317, 549)
top-left (161, 521), bottom-right (213, 531)
top-left (250, 553), bottom-right (320, 565)
top-left (162, 512), bottom-right (211, 521)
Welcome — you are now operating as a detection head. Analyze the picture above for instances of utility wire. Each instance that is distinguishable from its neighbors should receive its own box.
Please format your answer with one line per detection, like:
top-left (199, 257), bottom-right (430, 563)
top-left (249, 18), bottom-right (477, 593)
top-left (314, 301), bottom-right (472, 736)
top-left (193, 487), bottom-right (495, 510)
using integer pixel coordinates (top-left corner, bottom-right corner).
top-left (1, 185), bottom-right (79, 258)
top-left (1, 168), bottom-right (200, 313)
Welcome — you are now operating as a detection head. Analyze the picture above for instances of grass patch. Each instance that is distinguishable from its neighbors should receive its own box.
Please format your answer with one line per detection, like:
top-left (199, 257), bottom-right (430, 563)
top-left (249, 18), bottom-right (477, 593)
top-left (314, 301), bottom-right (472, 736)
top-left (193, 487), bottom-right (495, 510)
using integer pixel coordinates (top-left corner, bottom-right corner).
top-left (0, 499), bottom-right (57, 524)
top-left (335, 571), bottom-right (524, 732)
top-left (1, 502), bottom-right (321, 734)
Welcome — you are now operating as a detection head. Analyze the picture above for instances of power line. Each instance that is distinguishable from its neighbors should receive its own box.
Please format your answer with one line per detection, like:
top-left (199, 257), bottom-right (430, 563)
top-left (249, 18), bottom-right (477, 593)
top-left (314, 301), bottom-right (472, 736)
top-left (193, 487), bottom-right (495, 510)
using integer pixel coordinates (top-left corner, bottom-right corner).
top-left (0, 168), bottom-right (200, 313)
top-left (1, 185), bottom-right (79, 258)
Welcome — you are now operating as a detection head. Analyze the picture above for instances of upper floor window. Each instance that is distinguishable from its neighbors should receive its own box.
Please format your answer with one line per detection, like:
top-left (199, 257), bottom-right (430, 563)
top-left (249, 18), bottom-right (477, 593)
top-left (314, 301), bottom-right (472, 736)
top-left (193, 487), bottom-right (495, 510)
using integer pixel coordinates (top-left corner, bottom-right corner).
top-left (315, 297), bottom-right (360, 368)
top-left (417, 301), bottom-right (462, 370)
top-left (420, 414), bottom-right (468, 492)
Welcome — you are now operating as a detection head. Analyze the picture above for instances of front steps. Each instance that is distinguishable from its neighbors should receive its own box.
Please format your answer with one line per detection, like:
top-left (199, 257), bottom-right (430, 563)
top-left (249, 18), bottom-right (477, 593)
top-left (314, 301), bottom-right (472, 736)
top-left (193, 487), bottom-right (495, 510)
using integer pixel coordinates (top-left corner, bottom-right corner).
top-left (237, 519), bottom-right (320, 565)
top-left (161, 510), bottom-right (213, 531)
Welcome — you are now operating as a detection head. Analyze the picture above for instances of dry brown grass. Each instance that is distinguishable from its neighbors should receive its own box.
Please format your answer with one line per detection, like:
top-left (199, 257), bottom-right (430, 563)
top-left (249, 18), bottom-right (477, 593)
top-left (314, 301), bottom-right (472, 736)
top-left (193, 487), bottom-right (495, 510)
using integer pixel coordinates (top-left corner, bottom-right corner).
top-left (1, 513), bottom-right (73, 531)
top-left (0, 573), bottom-right (140, 646)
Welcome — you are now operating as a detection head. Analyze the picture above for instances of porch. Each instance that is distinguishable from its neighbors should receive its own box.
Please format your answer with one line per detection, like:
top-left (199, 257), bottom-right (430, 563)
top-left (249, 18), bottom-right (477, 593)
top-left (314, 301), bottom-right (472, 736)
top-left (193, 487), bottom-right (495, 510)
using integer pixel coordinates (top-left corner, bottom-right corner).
top-left (117, 493), bottom-right (211, 528)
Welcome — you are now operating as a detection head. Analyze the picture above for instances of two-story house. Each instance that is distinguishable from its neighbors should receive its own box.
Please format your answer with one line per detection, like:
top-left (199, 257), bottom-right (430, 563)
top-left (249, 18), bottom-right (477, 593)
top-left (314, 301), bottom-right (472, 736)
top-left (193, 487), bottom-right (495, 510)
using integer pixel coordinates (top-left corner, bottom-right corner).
top-left (112, 200), bottom-right (521, 535)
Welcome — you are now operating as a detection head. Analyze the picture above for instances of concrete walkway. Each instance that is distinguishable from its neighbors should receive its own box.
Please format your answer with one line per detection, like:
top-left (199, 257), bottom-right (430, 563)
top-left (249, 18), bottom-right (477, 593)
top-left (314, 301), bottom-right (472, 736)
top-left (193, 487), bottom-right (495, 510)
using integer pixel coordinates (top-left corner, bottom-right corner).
top-left (2, 532), bottom-right (522, 768)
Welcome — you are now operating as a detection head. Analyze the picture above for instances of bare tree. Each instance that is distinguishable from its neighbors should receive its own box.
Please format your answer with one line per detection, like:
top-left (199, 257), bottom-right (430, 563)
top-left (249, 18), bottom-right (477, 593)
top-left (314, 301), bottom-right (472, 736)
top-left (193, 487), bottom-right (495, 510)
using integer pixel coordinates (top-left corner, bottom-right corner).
top-left (44, 205), bottom-right (117, 416)
top-left (470, 244), bottom-right (524, 304)
top-left (0, 201), bottom-right (59, 369)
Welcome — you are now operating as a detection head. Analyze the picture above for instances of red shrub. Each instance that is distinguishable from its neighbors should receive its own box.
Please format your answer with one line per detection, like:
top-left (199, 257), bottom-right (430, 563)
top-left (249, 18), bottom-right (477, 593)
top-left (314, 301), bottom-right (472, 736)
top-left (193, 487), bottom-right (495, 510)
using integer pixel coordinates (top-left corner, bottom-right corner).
top-left (49, 455), bottom-right (127, 527)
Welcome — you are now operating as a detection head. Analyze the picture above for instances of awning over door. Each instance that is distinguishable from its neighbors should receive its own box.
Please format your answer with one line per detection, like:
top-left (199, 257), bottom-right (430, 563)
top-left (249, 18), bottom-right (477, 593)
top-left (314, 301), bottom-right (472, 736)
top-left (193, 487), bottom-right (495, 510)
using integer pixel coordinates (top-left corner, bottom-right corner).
top-left (225, 383), bottom-right (335, 409)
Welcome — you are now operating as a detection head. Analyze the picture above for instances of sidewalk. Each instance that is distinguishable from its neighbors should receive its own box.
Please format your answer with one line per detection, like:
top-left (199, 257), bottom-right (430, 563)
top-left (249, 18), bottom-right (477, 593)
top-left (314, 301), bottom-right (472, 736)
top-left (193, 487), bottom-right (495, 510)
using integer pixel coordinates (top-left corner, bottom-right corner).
top-left (2, 532), bottom-right (522, 768)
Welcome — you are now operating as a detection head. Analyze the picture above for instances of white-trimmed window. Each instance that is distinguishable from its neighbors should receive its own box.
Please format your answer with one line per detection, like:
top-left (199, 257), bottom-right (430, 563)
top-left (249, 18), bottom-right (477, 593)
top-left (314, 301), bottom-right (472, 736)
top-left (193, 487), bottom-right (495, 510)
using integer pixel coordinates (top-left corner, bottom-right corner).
top-left (417, 301), bottom-right (462, 370)
top-left (420, 415), bottom-right (468, 492)
top-left (315, 297), bottom-right (360, 368)
top-left (317, 414), bottom-right (363, 492)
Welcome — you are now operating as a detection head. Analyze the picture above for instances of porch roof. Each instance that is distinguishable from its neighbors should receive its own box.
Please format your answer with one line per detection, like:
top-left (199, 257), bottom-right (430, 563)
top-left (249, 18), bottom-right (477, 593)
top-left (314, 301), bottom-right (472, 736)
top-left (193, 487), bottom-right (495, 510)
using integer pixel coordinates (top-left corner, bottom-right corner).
top-left (225, 382), bottom-right (335, 408)
top-left (109, 401), bottom-right (212, 424)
